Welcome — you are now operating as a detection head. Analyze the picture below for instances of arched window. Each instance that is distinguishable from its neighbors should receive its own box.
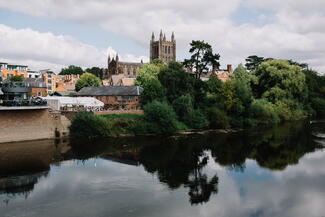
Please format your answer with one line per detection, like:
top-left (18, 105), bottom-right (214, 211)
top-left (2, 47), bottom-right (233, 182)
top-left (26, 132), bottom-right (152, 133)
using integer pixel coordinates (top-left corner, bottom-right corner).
top-left (168, 46), bottom-right (170, 54)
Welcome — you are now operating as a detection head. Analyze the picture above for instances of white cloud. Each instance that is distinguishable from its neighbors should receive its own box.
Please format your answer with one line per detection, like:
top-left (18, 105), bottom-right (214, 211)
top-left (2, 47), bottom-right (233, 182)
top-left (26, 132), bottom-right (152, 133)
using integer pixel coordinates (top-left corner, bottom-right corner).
top-left (0, 0), bottom-right (325, 73)
top-left (0, 24), bottom-right (147, 73)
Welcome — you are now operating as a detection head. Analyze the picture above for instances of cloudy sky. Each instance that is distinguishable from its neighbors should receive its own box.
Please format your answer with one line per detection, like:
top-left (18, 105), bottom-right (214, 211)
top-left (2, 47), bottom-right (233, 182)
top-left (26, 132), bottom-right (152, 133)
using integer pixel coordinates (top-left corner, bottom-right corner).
top-left (0, 0), bottom-right (324, 73)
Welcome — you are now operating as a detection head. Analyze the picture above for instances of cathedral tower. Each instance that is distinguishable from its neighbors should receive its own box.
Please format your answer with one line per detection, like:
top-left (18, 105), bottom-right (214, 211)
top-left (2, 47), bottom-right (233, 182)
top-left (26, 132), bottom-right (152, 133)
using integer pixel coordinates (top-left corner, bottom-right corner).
top-left (150, 30), bottom-right (176, 63)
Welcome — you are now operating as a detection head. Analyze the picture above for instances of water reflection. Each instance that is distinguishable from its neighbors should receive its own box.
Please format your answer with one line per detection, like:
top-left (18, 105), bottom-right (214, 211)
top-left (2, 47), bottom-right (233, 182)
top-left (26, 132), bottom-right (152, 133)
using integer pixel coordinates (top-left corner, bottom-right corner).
top-left (0, 121), bottom-right (324, 217)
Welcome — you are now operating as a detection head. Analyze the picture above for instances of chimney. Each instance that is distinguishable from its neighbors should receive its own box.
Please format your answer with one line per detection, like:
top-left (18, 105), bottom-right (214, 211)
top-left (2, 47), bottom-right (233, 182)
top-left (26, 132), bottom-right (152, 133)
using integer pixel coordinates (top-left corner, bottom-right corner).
top-left (227, 64), bottom-right (233, 74)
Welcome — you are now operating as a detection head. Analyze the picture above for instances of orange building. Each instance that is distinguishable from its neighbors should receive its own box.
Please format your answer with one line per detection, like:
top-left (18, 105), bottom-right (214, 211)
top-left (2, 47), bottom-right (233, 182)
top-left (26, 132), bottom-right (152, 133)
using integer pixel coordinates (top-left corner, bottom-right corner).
top-left (211, 64), bottom-right (233, 82)
top-left (0, 62), bottom-right (28, 80)
top-left (42, 71), bottom-right (79, 94)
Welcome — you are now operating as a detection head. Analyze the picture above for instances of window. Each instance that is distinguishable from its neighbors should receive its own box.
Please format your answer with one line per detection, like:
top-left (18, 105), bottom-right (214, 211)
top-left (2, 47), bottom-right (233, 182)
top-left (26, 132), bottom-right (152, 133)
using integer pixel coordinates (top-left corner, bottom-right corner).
top-left (168, 46), bottom-right (170, 54)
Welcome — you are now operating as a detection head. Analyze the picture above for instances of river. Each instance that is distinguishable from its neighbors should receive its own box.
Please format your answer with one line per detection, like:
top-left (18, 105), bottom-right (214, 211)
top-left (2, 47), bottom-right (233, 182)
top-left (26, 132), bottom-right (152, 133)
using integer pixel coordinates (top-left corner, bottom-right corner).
top-left (0, 120), bottom-right (324, 217)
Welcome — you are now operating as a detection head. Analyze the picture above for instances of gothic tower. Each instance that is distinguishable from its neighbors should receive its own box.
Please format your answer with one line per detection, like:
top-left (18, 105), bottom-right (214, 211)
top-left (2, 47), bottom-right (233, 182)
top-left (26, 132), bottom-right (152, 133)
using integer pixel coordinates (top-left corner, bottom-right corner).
top-left (150, 30), bottom-right (176, 63)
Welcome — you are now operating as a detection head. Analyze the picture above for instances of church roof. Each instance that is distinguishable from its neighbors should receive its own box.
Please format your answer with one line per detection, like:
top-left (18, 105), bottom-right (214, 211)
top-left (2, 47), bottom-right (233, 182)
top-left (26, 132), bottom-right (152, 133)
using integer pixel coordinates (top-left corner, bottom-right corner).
top-left (77, 86), bottom-right (143, 96)
top-left (119, 62), bottom-right (143, 67)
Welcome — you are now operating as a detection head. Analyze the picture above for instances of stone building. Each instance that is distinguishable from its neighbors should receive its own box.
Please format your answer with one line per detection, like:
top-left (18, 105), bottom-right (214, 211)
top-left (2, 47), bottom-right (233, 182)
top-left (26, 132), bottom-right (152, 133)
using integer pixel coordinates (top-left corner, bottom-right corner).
top-left (150, 31), bottom-right (176, 63)
top-left (104, 54), bottom-right (143, 77)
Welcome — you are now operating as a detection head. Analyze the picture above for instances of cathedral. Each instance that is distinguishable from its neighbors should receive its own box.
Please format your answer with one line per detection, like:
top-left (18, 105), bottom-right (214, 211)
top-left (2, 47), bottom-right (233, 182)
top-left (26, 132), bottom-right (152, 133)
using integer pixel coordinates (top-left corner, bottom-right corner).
top-left (103, 31), bottom-right (176, 86)
top-left (150, 31), bottom-right (176, 63)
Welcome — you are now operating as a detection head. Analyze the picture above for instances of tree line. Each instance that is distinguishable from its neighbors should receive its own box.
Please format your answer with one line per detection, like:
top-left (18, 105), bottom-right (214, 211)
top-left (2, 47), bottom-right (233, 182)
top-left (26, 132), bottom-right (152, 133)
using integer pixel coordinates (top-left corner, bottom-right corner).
top-left (135, 40), bottom-right (325, 132)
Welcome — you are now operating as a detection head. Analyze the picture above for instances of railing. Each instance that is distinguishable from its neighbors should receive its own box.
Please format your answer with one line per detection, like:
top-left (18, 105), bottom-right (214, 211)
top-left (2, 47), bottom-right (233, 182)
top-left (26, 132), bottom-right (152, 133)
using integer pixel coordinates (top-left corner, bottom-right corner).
top-left (1, 98), bottom-right (47, 107)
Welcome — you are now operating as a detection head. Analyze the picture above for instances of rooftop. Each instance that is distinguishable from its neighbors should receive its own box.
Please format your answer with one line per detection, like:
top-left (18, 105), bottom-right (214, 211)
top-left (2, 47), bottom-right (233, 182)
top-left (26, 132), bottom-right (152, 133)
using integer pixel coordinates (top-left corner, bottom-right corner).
top-left (77, 86), bottom-right (143, 96)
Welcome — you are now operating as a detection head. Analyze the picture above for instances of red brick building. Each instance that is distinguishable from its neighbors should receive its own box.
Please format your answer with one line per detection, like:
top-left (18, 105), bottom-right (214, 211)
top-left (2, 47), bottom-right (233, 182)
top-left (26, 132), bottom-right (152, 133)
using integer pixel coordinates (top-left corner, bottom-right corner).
top-left (77, 86), bottom-right (143, 110)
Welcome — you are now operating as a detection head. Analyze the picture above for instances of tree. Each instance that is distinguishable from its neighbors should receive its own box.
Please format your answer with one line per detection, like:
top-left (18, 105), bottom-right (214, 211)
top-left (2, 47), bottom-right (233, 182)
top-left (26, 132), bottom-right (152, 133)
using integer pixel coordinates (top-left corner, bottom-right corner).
top-left (135, 61), bottom-right (165, 87)
top-left (143, 100), bottom-right (179, 134)
top-left (75, 72), bottom-right (101, 91)
top-left (254, 59), bottom-right (307, 103)
top-left (158, 62), bottom-right (197, 103)
top-left (60, 65), bottom-right (84, 75)
top-left (141, 79), bottom-right (166, 105)
top-left (245, 55), bottom-right (265, 71)
top-left (10, 75), bottom-right (24, 82)
top-left (86, 67), bottom-right (103, 79)
top-left (183, 40), bottom-right (220, 79)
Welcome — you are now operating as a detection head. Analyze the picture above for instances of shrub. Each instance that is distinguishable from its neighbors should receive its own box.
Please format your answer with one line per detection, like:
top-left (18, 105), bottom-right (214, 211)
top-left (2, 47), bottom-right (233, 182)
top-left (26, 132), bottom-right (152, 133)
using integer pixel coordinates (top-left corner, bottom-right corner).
top-left (275, 99), bottom-right (306, 121)
top-left (206, 107), bottom-right (230, 129)
top-left (143, 100), bottom-right (179, 134)
top-left (311, 97), bottom-right (325, 117)
top-left (70, 112), bottom-right (111, 138)
top-left (172, 94), bottom-right (193, 121)
top-left (185, 109), bottom-right (209, 129)
top-left (249, 99), bottom-right (280, 125)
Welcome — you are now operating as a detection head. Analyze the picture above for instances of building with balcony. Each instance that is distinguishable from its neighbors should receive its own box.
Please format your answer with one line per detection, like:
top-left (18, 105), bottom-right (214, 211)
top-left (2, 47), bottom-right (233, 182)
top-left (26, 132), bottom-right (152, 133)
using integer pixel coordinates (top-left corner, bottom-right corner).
top-left (0, 62), bottom-right (28, 80)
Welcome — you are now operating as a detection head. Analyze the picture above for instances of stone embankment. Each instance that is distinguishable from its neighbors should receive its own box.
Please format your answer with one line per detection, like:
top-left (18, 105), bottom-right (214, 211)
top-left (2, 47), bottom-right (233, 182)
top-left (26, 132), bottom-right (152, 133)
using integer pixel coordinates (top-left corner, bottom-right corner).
top-left (0, 106), bottom-right (70, 143)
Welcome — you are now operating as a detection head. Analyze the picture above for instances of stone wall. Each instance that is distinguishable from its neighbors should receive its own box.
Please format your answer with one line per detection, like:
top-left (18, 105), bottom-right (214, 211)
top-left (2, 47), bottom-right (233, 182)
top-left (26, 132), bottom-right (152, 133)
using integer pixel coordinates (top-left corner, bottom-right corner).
top-left (0, 108), bottom-right (70, 143)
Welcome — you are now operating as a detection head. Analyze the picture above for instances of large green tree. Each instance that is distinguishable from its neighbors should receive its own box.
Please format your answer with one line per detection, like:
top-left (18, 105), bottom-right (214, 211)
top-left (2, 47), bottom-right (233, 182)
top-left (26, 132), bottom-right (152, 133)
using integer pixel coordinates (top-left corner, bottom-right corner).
top-left (135, 61), bottom-right (166, 87)
top-left (60, 65), bottom-right (84, 75)
top-left (254, 59), bottom-right (307, 103)
top-left (140, 79), bottom-right (166, 105)
top-left (86, 67), bottom-right (104, 79)
top-left (183, 40), bottom-right (220, 79)
top-left (158, 62), bottom-right (207, 105)
top-left (245, 55), bottom-right (265, 71)
top-left (75, 72), bottom-right (101, 91)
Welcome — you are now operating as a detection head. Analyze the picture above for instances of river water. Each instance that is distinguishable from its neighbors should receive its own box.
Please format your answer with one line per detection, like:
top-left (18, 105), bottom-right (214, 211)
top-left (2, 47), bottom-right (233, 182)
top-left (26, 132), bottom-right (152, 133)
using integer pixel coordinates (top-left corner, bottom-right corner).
top-left (0, 121), bottom-right (324, 217)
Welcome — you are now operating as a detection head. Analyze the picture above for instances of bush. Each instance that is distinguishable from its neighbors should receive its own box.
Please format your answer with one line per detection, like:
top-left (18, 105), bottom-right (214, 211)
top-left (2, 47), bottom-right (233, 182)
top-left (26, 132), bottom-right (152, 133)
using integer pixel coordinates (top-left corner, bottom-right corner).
top-left (185, 109), bottom-right (209, 129)
top-left (70, 112), bottom-right (111, 138)
top-left (206, 107), bottom-right (230, 129)
top-left (311, 97), bottom-right (325, 117)
top-left (249, 99), bottom-right (280, 125)
top-left (275, 99), bottom-right (306, 121)
top-left (172, 94), bottom-right (193, 121)
top-left (143, 100), bottom-right (179, 134)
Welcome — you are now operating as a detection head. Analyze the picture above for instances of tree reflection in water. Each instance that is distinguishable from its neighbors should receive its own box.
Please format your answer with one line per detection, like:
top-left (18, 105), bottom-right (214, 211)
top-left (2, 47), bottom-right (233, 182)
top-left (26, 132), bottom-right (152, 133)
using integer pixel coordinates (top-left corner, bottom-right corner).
top-left (0, 120), bottom-right (323, 206)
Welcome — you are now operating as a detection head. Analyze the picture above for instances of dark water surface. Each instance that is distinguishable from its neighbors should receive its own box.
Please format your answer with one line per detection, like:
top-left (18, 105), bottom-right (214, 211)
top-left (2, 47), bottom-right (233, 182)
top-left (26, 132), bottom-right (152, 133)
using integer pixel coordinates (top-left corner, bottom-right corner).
top-left (0, 121), bottom-right (324, 217)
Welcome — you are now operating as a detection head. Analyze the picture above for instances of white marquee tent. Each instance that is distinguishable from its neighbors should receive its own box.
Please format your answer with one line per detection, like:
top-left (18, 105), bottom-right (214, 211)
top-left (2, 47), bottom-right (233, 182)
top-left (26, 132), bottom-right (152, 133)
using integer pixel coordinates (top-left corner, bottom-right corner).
top-left (42, 96), bottom-right (104, 111)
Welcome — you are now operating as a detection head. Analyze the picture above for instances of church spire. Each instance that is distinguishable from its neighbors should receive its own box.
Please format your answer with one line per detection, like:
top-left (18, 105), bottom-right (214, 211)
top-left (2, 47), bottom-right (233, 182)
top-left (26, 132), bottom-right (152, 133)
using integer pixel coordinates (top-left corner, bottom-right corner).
top-left (151, 32), bottom-right (155, 41)
top-left (160, 30), bottom-right (163, 41)
top-left (171, 31), bottom-right (175, 42)
top-left (108, 54), bottom-right (111, 65)
top-left (163, 33), bottom-right (166, 41)
top-left (116, 53), bottom-right (119, 62)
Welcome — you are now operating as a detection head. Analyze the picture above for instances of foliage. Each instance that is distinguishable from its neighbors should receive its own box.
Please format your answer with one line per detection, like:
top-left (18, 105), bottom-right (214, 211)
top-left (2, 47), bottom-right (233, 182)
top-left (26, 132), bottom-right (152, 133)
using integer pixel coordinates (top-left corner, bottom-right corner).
top-left (245, 55), bottom-right (265, 71)
top-left (135, 61), bottom-right (166, 87)
top-left (249, 99), bottom-right (280, 125)
top-left (310, 97), bottom-right (325, 117)
top-left (183, 40), bottom-right (220, 79)
top-left (185, 109), bottom-right (209, 129)
top-left (143, 100), bottom-right (180, 134)
top-left (254, 59), bottom-right (307, 103)
top-left (75, 72), bottom-right (102, 91)
top-left (102, 114), bottom-right (143, 119)
top-left (141, 79), bottom-right (166, 105)
top-left (158, 62), bottom-right (196, 103)
top-left (274, 99), bottom-right (306, 121)
top-left (172, 94), bottom-right (193, 122)
top-left (10, 75), bottom-right (24, 82)
top-left (86, 67), bottom-right (103, 79)
top-left (206, 75), bottom-right (222, 93)
top-left (70, 112), bottom-right (111, 138)
top-left (206, 107), bottom-right (230, 129)
top-left (60, 65), bottom-right (84, 75)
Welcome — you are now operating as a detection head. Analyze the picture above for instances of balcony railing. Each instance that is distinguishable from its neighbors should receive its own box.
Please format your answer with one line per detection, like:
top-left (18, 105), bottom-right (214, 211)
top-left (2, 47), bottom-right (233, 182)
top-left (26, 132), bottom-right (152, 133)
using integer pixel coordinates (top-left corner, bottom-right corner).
top-left (1, 98), bottom-right (47, 107)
